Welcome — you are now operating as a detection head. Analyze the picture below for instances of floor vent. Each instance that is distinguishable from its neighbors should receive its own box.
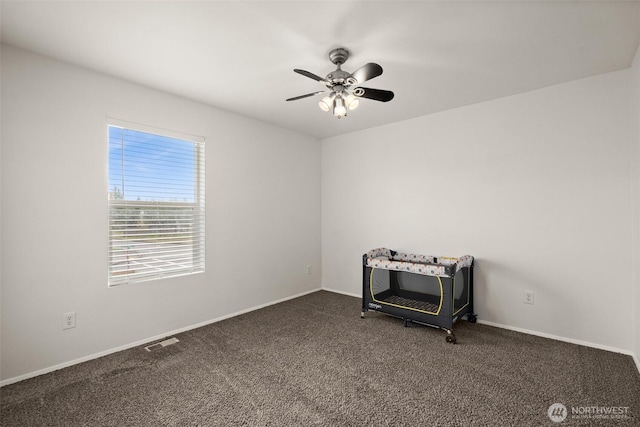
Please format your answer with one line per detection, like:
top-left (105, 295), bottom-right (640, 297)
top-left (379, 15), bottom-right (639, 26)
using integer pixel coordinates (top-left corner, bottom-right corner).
top-left (144, 337), bottom-right (180, 352)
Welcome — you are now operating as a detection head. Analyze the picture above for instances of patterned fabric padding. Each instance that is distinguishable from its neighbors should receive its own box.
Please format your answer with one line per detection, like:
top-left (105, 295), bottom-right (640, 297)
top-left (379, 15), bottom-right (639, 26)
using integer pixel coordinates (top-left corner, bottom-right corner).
top-left (365, 247), bottom-right (473, 278)
top-left (366, 247), bottom-right (392, 259)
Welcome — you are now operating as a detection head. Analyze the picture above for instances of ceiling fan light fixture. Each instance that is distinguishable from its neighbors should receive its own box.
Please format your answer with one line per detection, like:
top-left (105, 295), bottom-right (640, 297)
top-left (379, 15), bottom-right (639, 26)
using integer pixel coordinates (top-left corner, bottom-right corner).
top-left (345, 93), bottom-right (359, 110)
top-left (318, 96), bottom-right (331, 112)
top-left (333, 96), bottom-right (347, 119)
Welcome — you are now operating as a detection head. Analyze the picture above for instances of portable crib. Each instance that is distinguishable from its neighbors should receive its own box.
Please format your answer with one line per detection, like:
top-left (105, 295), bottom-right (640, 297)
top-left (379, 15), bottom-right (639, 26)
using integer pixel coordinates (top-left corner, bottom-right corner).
top-left (361, 248), bottom-right (476, 343)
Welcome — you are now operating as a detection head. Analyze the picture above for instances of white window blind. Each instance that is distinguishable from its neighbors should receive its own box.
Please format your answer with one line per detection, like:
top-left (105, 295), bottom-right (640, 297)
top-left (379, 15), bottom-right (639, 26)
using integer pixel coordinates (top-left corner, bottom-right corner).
top-left (108, 120), bottom-right (205, 286)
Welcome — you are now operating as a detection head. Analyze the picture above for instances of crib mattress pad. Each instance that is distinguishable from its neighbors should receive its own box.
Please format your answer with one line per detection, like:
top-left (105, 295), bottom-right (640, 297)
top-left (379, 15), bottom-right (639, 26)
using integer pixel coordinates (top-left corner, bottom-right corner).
top-left (364, 247), bottom-right (473, 278)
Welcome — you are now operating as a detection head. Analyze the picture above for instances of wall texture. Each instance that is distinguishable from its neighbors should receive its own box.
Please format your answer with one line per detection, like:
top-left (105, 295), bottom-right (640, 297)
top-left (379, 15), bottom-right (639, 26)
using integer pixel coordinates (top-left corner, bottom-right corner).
top-left (322, 68), bottom-right (634, 353)
top-left (0, 45), bottom-right (322, 382)
top-left (632, 45), bottom-right (640, 369)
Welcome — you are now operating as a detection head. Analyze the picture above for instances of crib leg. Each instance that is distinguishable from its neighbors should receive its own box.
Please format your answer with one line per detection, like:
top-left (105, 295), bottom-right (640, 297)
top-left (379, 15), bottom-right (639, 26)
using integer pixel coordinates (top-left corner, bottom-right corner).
top-left (445, 329), bottom-right (457, 344)
top-left (360, 311), bottom-right (365, 319)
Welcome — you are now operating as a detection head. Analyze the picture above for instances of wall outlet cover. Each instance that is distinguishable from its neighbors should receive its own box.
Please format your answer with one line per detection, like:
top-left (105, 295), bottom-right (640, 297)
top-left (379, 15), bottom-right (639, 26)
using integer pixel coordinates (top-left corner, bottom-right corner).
top-left (63, 312), bottom-right (76, 330)
top-left (523, 290), bottom-right (534, 305)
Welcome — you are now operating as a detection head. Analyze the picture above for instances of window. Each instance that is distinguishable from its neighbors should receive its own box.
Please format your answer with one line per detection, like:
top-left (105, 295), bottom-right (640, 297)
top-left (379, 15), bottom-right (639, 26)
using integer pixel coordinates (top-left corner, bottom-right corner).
top-left (108, 119), bottom-right (205, 286)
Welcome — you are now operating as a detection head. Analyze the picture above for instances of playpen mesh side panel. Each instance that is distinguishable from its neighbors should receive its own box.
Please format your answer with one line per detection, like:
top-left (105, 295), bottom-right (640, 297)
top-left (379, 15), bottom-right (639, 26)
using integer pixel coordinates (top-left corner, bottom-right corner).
top-left (382, 295), bottom-right (440, 313)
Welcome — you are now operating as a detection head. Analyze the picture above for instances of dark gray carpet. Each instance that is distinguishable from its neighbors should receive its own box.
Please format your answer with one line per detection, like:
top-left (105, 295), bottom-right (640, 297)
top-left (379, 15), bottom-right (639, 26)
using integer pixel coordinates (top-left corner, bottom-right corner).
top-left (1, 291), bottom-right (639, 426)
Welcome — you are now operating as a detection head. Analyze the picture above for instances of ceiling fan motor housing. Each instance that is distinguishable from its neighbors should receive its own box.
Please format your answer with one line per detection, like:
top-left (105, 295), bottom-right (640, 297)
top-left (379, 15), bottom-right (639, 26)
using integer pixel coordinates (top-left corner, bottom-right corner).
top-left (326, 70), bottom-right (354, 86)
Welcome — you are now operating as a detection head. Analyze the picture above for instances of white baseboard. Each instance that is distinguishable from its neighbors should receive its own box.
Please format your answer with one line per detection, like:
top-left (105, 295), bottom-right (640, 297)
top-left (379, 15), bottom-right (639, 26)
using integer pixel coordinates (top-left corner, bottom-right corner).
top-left (321, 286), bottom-right (360, 299)
top-left (0, 287), bottom-right (322, 388)
top-left (320, 288), bottom-right (640, 374)
top-left (4, 286), bottom-right (637, 386)
top-left (475, 319), bottom-right (635, 357)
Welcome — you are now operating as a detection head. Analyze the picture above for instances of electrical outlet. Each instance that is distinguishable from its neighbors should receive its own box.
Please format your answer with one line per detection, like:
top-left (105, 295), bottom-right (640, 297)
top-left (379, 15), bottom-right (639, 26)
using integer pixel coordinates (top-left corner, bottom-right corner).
top-left (306, 265), bottom-right (312, 275)
top-left (63, 312), bottom-right (76, 330)
top-left (523, 290), bottom-right (534, 305)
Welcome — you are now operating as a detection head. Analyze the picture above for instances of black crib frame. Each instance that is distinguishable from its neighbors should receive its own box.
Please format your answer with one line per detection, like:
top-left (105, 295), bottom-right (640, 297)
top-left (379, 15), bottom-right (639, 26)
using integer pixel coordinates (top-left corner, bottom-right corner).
top-left (361, 251), bottom-right (476, 343)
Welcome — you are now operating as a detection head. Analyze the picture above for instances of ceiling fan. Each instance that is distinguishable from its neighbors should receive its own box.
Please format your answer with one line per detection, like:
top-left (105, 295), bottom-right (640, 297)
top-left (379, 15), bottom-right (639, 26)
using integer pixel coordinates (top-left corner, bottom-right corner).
top-left (286, 47), bottom-right (394, 119)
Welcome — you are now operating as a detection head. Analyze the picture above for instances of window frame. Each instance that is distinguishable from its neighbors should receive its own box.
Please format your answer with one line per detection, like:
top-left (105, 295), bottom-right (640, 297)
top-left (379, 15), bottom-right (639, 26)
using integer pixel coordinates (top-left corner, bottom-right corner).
top-left (107, 118), bottom-right (205, 286)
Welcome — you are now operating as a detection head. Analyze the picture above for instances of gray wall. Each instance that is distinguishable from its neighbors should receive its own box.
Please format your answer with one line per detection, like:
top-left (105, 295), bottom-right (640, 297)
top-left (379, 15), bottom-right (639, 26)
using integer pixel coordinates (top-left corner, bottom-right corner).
top-left (0, 45), bottom-right (322, 382)
top-left (632, 45), bottom-right (640, 371)
top-left (322, 65), bottom-right (636, 355)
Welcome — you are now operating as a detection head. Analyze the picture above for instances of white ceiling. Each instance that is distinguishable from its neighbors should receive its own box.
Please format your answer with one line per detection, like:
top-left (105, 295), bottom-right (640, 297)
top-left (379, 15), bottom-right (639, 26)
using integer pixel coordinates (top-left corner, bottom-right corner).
top-left (2, 1), bottom-right (639, 139)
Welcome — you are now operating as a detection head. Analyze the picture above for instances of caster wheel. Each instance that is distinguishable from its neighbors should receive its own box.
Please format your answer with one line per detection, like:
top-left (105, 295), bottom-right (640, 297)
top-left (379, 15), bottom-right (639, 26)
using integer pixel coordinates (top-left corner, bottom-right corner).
top-left (360, 312), bottom-right (365, 319)
top-left (468, 314), bottom-right (477, 323)
top-left (446, 334), bottom-right (457, 344)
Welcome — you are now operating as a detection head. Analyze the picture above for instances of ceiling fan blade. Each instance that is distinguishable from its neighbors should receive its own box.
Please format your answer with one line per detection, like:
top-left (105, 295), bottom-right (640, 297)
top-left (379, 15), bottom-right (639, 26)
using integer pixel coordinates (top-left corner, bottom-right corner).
top-left (354, 87), bottom-right (394, 102)
top-left (286, 91), bottom-right (326, 102)
top-left (294, 69), bottom-right (327, 83)
top-left (350, 63), bottom-right (383, 84)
